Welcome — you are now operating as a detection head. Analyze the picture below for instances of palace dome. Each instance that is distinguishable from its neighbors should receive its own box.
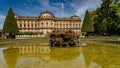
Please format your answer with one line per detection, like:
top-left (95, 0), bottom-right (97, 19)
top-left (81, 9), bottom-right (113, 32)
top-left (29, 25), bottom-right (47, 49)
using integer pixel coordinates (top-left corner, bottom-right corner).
top-left (71, 15), bottom-right (80, 20)
top-left (39, 10), bottom-right (55, 18)
top-left (14, 13), bottom-right (20, 18)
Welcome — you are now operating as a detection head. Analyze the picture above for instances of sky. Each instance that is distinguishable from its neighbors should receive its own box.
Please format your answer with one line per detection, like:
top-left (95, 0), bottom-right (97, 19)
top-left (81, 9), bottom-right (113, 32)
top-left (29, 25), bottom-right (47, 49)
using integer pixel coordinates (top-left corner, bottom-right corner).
top-left (0, 0), bottom-right (102, 29)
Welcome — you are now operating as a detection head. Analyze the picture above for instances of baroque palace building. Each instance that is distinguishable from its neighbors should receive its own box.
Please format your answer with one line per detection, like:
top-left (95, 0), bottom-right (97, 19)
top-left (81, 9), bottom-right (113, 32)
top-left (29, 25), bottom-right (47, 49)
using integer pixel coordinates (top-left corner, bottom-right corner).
top-left (14, 10), bottom-right (82, 34)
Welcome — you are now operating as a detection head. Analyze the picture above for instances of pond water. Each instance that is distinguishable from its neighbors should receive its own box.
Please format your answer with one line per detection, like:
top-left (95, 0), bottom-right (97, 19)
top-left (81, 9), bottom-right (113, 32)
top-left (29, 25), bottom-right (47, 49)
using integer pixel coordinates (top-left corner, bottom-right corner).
top-left (0, 43), bottom-right (120, 68)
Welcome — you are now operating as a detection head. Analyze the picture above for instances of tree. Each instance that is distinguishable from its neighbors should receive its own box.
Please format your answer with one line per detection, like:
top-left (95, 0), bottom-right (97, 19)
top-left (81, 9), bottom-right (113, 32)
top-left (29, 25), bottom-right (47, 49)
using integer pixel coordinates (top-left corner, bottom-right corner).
top-left (81, 10), bottom-right (94, 36)
top-left (92, 0), bottom-right (120, 36)
top-left (2, 7), bottom-right (19, 38)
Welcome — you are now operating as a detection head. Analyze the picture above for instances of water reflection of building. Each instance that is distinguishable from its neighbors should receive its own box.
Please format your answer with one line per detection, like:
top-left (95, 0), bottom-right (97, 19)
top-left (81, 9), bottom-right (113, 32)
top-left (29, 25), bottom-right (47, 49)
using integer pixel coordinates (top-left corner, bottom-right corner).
top-left (13, 46), bottom-right (51, 55)
top-left (14, 46), bottom-right (51, 63)
top-left (15, 51), bottom-right (102, 68)
top-left (15, 10), bottom-right (82, 34)
top-left (3, 46), bottom-right (102, 68)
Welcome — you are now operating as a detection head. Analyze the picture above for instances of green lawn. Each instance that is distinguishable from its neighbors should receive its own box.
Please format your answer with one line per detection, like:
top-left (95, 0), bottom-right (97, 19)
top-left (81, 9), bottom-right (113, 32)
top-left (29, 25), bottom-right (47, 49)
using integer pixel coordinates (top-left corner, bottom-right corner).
top-left (0, 36), bottom-right (120, 47)
top-left (0, 37), bottom-right (50, 47)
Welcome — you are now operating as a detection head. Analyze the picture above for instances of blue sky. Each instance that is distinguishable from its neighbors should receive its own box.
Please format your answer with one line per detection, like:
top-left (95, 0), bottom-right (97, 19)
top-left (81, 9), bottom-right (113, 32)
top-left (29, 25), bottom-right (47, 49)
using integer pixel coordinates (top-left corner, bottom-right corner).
top-left (0, 0), bottom-right (102, 29)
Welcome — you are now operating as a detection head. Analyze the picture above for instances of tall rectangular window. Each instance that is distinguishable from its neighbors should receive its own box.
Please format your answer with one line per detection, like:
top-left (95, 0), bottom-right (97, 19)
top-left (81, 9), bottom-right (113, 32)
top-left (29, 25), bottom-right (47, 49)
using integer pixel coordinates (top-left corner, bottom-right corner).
top-left (63, 24), bottom-right (65, 27)
top-left (60, 24), bottom-right (62, 27)
top-left (51, 23), bottom-right (53, 27)
top-left (76, 24), bottom-right (78, 27)
top-left (79, 24), bottom-right (81, 27)
top-left (73, 24), bottom-right (75, 27)
top-left (31, 24), bottom-right (33, 27)
top-left (35, 24), bottom-right (37, 27)
top-left (24, 23), bottom-right (26, 27)
top-left (46, 23), bottom-right (48, 27)
top-left (28, 24), bottom-right (29, 27)
top-left (66, 24), bottom-right (68, 27)
top-left (20, 23), bottom-right (22, 27)
top-left (69, 24), bottom-right (71, 27)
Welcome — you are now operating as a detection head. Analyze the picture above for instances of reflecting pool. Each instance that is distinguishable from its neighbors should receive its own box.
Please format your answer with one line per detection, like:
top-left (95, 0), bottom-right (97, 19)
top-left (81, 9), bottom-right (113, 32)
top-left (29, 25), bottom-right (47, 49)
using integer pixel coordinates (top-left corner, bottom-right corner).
top-left (0, 43), bottom-right (120, 68)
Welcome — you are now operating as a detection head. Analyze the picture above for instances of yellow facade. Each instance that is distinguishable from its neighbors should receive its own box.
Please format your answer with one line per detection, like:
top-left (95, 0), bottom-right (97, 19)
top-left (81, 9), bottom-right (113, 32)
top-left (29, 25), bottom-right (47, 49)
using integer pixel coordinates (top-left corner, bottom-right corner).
top-left (15, 10), bottom-right (82, 34)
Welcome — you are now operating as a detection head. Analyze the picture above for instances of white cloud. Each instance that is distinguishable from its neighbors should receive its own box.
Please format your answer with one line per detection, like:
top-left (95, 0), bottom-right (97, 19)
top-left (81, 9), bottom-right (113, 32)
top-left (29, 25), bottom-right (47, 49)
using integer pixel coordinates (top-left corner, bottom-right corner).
top-left (69, 0), bottom-right (102, 19)
top-left (38, 0), bottom-right (49, 7)
top-left (0, 25), bottom-right (3, 29)
top-left (20, 0), bottom-right (72, 17)
top-left (0, 15), bottom-right (5, 20)
top-left (17, 8), bottom-right (34, 16)
top-left (38, 0), bottom-right (57, 10)
top-left (30, 0), bottom-right (102, 18)
top-left (37, 0), bottom-right (68, 17)
top-left (0, 15), bottom-right (5, 29)
top-left (52, 2), bottom-right (62, 6)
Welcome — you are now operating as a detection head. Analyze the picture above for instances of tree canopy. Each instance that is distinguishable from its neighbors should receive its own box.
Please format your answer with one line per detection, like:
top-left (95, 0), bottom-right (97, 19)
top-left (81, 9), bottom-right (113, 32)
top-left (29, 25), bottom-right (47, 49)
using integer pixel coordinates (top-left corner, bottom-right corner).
top-left (2, 7), bottom-right (19, 34)
top-left (82, 10), bottom-right (94, 33)
top-left (91, 0), bottom-right (120, 36)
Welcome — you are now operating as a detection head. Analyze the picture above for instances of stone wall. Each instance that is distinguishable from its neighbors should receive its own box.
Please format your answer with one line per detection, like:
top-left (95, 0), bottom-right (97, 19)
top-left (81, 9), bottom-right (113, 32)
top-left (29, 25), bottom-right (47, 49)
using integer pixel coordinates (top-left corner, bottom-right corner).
top-left (15, 35), bottom-right (46, 39)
